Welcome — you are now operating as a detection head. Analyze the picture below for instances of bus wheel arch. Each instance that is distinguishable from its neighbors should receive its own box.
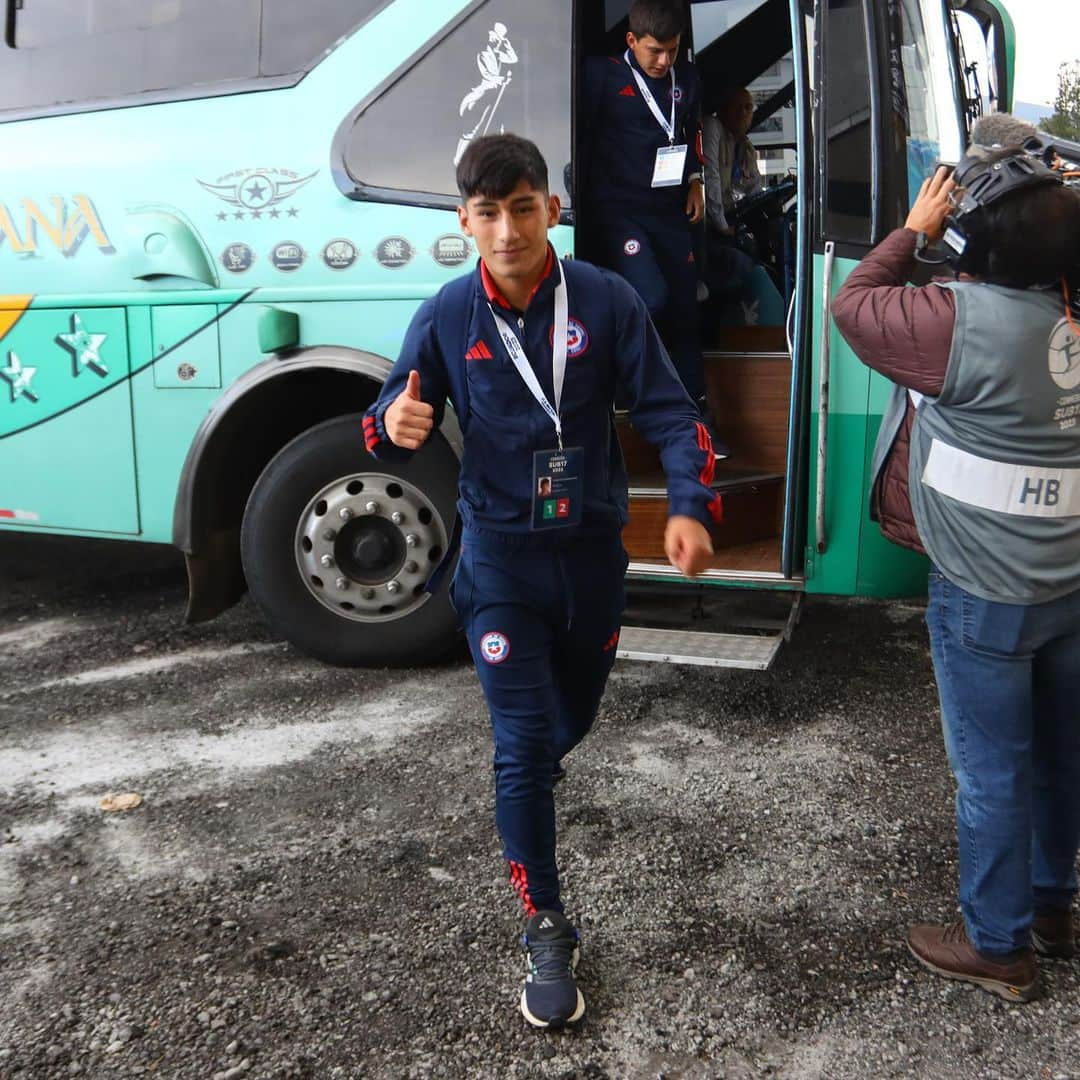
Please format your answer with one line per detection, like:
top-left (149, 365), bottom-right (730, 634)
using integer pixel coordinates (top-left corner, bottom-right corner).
top-left (172, 347), bottom-right (462, 640)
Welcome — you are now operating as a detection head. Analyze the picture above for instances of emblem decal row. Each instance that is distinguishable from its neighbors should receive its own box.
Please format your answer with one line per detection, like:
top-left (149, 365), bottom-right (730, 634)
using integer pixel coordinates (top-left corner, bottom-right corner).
top-left (220, 236), bottom-right (472, 273)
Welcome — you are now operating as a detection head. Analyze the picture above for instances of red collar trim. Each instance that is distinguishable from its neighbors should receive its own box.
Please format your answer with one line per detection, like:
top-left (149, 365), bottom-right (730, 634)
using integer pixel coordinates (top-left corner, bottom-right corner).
top-left (480, 247), bottom-right (555, 310)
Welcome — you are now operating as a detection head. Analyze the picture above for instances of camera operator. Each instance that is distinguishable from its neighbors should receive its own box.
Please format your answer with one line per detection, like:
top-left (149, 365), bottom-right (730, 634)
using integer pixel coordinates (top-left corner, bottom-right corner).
top-left (832, 152), bottom-right (1080, 1003)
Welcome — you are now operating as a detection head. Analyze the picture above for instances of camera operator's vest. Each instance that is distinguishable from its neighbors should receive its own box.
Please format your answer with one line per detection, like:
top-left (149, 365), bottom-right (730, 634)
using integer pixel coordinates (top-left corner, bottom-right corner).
top-left (905, 282), bottom-right (1080, 604)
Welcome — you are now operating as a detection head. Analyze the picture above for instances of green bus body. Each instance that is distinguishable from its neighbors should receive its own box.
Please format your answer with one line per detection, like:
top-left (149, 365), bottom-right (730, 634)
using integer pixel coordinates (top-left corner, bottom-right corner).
top-left (0, 0), bottom-right (1013, 665)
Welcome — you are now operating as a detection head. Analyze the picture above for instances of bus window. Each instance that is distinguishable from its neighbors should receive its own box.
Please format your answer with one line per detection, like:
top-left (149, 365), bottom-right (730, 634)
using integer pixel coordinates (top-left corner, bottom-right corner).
top-left (818, 0), bottom-right (874, 246)
top-left (2, 0), bottom-right (260, 112)
top-left (0, 0), bottom-right (386, 116)
top-left (889, 0), bottom-right (966, 204)
top-left (691, 0), bottom-right (773, 53)
top-left (259, 0), bottom-right (390, 76)
top-left (338, 1), bottom-right (573, 209)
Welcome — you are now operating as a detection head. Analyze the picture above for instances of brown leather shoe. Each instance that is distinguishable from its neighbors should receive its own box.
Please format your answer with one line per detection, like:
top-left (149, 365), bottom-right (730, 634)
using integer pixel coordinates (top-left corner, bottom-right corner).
top-left (907, 920), bottom-right (1038, 1002)
top-left (1032, 909), bottom-right (1075, 959)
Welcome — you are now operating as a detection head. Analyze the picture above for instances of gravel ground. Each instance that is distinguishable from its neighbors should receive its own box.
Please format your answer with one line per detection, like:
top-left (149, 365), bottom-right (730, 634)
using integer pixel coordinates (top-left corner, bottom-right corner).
top-left (1, 533), bottom-right (1078, 1080)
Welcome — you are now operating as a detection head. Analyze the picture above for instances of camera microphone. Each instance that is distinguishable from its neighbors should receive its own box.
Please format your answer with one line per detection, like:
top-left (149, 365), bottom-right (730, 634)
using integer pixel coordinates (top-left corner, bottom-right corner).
top-left (969, 113), bottom-right (1040, 150)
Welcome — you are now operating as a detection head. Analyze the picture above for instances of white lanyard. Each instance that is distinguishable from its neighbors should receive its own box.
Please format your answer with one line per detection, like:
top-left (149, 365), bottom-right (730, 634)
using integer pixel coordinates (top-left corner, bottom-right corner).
top-left (624, 49), bottom-right (676, 144)
top-left (488, 258), bottom-right (569, 450)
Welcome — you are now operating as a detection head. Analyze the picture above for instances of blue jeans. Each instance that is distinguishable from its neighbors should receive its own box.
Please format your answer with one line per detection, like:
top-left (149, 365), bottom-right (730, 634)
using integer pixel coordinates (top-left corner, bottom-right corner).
top-left (925, 568), bottom-right (1080, 956)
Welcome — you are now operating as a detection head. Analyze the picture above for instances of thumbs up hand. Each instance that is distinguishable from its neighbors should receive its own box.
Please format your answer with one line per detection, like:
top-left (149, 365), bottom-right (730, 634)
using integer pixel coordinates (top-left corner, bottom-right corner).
top-left (384, 369), bottom-right (435, 449)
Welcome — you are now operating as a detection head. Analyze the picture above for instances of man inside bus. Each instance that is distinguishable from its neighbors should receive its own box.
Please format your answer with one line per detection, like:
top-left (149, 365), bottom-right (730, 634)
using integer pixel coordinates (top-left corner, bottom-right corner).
top-left (701, 86), bottom-right (785, 326)
top-left (581, 0), bottom-right (728, 457)
top-left (832, 155), bottom-right (1080, 1002)
top-left (363, 133), bottom-right (718, 1029)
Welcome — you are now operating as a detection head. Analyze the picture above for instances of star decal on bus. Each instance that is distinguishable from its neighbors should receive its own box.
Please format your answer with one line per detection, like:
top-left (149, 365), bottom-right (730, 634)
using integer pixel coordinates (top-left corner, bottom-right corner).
top-left (1, 352), bottom-right (39, 403)
top-left (56, 314), bottom-right (108, 377)
top-left (197, 168), bottom-right (318, 222)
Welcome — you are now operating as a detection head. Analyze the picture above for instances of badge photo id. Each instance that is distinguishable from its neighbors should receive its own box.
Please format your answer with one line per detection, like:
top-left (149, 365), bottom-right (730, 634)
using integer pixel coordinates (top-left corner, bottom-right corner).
top-left (532, 447), bottom-right (584, 531)
top-left (652, 144), bottom-right (688, 188)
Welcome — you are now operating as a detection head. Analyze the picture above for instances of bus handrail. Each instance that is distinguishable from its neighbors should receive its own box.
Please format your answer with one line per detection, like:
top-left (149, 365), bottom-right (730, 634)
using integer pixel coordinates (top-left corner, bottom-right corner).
top-left (815, 240), bottom-right (836, 556)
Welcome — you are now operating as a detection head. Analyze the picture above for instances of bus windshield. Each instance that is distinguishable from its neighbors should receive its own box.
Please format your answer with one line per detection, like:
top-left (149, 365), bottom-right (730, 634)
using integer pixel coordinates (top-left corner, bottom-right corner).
top-left (892, 0), bottom-right (966, 202)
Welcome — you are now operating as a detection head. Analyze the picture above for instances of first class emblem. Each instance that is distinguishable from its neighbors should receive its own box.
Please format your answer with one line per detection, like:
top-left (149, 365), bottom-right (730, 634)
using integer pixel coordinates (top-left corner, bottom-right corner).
top-left (479, 631), bottom-right (510, 664)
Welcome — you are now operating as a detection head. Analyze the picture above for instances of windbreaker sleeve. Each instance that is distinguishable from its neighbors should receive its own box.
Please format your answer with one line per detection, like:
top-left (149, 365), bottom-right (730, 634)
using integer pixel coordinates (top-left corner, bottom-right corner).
top-left (362, 297), bottom-right (450, 464)
top-left (831, 227), bottom-right (955, 396)
top-left (605, 271), bottom-right (722, 528)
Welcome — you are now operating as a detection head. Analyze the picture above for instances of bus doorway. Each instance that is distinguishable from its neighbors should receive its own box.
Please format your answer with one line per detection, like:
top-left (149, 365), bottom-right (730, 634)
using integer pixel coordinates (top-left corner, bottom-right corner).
top-left (575, 0), bottom-right (807, 591)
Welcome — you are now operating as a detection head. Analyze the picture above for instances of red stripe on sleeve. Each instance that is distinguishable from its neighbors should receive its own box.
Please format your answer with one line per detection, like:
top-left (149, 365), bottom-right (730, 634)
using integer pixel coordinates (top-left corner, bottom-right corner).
top-left (695, 422), bottom-right (716, 488)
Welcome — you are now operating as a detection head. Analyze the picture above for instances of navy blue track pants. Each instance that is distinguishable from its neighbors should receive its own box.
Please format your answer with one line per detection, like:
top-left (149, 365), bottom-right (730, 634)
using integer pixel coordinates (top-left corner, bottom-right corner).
top-left (451, 530), bottom-right (627, 914)
top-left (597, 213), bottom-right (704, 402)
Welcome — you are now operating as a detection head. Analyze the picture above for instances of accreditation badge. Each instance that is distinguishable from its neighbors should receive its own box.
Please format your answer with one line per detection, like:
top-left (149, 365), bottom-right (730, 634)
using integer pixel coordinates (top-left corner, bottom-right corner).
top-left (532, 447), bottom-right (584, 530)
top-left (652, 143), bottom-right (688, 188)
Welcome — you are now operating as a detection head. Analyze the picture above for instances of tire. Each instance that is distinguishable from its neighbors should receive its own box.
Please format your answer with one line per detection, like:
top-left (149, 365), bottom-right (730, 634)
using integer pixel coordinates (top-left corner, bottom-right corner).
top-left (240, 414), bottom-right (460, 666)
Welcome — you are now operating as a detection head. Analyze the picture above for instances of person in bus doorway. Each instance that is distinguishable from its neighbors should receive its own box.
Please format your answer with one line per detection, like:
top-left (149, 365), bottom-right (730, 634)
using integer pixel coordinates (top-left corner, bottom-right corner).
top-left (701, 86), bottom-right (786, 327)
top-left (363, 134), bottom-right (719, 1028)
top-left (581, 0), bottom-right (729, 458)
top-left (832, 153), bottom-right (1080, 1003)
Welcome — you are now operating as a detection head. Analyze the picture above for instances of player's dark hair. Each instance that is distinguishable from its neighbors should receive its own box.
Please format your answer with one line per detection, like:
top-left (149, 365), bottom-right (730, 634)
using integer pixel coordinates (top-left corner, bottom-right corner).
top-left (628, 0), bottom-right (686, 42)
top-left (456, 133), bottom-right (549, 201)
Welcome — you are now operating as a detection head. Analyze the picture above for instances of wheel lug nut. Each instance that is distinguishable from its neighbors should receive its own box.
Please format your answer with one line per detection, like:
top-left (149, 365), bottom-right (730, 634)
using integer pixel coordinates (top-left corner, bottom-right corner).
top-left (405, 560), bottom-right (419, 574)
top-left (335, 577), bottom-right (349, 590)
top-left (320, 554), bottom-right (335, 568)
top-left (365, 500), bottom-right (380, 514)
top-left (386, 580), bottom-right (401, 595)
top-left (363, 588), bottom-right (375, 600)
top-left (322, 528), bottom-right (337, 542)
top-left (391, 511), bottom-right (405, 525)
top-left (405, 533), bottom-right (419, 547)
top-left (339, 507), bottom-right (354, 521)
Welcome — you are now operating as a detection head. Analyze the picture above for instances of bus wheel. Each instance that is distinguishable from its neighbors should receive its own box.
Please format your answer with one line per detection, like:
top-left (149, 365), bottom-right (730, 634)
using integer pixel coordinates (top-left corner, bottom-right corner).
top-left (240, 414), bottom-right (460, 667)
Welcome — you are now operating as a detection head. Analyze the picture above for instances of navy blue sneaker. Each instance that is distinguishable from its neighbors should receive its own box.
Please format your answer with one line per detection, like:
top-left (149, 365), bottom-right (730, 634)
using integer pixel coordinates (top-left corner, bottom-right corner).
top-left (520, 910), bottom-right (584, 1028)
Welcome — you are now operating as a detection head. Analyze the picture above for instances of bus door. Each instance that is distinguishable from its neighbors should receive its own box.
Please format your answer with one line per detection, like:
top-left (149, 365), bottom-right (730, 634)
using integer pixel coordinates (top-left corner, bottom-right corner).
top-left (577, 1), bottom-right (808, 591)
top-left (569, 1), bottom-right (808, 668)
top-left (807, 0), bottom-right (969, 599)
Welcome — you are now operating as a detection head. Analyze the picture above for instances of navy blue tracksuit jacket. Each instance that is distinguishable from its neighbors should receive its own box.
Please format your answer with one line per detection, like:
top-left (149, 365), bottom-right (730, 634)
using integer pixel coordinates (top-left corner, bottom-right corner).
top-left (581, 54), bottom-right (703, 220)
top-left (363, 249), bottom-right (719, 915)
top-left (581, 53), bottom-right (707, 400)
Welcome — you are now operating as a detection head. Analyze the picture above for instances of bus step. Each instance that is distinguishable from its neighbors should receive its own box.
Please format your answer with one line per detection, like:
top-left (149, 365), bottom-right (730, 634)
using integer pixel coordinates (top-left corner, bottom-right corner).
top-left (617, 591), bottom-right (802, 670)
top-left (616, 625), bottom-right (783, 669)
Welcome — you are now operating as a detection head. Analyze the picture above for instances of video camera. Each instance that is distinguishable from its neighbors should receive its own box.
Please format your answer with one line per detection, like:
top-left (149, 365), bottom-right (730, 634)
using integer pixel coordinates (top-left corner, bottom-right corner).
top-left (939, 149), bottom-right (1064, 267)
